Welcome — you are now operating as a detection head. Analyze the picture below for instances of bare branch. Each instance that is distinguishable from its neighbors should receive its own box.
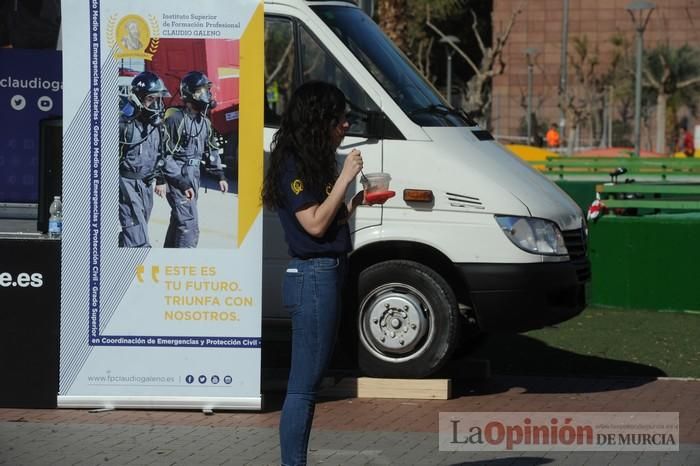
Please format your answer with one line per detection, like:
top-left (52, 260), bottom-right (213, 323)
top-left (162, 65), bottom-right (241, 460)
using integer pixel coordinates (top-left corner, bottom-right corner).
top-left (470, 10), bottom-right (485, 54)
top-left (484, 1), bottom-right (525, 77)
top-left (677, 76), bottom-right (700, 88)
top-left (425, 6), bottom-right (479, 73)
top-left (496, 51), bottom-right (506, 75)
top-left (660, 53), bottom-right (671, 85)
top-left (426, 36), bottom-right (434, 79)
top-left (495, 1), bottom-right (524, 51)
top-left (266, 41), bottom-right (293, 85)
top-left (643, 68), bottom-right (662, 89)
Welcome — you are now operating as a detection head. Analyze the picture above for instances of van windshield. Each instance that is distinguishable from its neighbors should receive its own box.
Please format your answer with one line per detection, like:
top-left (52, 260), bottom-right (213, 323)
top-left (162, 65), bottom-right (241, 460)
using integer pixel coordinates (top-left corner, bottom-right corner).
top-left (311, 5), bottom-right (474, 127)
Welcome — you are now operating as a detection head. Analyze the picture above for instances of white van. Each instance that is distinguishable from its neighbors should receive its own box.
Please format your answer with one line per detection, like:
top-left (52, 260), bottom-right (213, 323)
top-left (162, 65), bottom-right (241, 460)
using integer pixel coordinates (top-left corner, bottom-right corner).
top-left (262, 0), bottom-right (590, 378)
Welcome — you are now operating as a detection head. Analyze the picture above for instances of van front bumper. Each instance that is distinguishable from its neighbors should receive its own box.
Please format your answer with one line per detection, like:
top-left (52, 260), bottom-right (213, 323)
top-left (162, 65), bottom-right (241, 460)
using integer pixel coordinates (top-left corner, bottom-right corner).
top-left (457, 258), bottom-right (590, 333)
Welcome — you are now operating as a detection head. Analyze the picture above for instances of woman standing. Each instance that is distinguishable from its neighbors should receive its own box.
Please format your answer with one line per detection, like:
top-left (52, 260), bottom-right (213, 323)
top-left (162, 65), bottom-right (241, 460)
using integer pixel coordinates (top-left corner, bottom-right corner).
top-left (262, 81), bottom-right (365, 466)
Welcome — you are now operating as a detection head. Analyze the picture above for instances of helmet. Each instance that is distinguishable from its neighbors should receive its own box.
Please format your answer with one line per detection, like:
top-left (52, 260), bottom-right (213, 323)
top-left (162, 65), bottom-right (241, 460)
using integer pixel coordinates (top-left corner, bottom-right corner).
top-left (127, 71), bottom-right (170, 124)
top-left (180, 71), bottom-right (217, 109)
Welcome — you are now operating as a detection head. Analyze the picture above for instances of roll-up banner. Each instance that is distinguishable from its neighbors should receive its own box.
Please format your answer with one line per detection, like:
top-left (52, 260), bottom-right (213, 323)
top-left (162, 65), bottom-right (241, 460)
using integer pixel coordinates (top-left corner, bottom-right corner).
top-left (59, 0), bottom-right (264, 410)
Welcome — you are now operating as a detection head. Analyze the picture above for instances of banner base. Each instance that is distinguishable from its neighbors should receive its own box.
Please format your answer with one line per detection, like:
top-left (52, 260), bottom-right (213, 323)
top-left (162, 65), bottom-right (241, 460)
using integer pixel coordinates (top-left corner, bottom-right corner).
top-left (57, 395), bottom-right (262, 411)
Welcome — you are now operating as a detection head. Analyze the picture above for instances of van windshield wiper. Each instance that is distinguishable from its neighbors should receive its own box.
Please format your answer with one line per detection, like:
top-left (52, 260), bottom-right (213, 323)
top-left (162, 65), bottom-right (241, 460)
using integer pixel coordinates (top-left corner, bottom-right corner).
top-left (408, 104), bottom-right (476, 125)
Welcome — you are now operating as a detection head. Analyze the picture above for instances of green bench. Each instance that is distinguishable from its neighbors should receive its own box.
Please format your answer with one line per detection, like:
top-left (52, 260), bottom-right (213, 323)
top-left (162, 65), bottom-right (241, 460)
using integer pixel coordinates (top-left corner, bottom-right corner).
top-left (595, 182), bottom-right (700, 213)
top-left (534, 157), bottom-right (700, 181)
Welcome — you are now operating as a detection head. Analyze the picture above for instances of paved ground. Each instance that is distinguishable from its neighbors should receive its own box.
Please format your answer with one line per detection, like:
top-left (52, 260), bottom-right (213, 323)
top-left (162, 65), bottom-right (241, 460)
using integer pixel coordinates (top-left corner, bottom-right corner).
top-left (2, 374), bottom-right (699, 465)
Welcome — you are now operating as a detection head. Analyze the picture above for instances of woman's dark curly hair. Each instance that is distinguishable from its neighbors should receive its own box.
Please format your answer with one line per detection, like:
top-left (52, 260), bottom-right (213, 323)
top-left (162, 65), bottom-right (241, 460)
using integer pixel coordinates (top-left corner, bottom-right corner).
top-left (262, 81), bottom-right (347, 209)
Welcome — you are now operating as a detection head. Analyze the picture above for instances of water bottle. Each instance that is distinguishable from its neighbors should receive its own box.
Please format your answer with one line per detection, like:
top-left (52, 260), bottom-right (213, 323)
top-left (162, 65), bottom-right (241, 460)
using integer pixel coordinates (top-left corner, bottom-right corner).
top-left (48, 195), bottom-right (63, 239)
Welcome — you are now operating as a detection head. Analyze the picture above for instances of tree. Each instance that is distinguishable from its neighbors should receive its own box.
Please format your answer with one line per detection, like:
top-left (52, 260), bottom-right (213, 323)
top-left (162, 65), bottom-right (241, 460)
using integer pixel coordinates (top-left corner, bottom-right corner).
top-left (561, 36), bottom-right (607, 152)
top-left (425, 1), bottom-right (525, 128)
top-left (376, 0), bottom-right (466, 82)
top-left (374, 1), bottom-right (524, 128)
top-left (606, 33), bottom-right (636, 147)
top-left (643, 44), bottom-right (700, 153)
top-left (377, 0), bottom-right (409, 52)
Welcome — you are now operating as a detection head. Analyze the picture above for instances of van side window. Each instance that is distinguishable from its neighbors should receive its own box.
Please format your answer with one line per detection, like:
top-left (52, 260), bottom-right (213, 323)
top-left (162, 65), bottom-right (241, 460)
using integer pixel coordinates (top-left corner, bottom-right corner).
top-left (263, 16), bottom-right (381, 136)
top-left (264, 17), bottom-right (295, 126)
top-left (298, 25), bottom-right (380, 137)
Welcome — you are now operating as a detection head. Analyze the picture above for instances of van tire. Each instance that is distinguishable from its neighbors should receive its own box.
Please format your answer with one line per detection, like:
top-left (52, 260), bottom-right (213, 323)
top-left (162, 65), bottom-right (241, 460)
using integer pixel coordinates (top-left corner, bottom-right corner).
top-left (356, 260), bottom-right (460, 378)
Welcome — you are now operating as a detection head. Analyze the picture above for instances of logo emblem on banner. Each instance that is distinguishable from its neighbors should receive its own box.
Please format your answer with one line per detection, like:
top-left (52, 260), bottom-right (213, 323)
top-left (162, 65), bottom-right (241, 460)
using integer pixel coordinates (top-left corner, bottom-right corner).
top-left (108, 14), bottom-right (160, 60)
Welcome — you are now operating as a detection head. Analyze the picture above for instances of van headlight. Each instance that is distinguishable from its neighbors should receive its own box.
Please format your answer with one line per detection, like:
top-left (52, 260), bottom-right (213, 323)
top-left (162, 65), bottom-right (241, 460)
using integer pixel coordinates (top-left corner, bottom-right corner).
top-left (495, 215), bottom-right (568, 256)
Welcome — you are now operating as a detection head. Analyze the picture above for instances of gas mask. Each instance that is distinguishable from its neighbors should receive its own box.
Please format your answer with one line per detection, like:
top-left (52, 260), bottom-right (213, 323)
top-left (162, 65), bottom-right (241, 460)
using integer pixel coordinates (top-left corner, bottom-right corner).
top-left (133, 93), bottom-right (165, 126)
top-left (191, 86), bottom-right (217, 112)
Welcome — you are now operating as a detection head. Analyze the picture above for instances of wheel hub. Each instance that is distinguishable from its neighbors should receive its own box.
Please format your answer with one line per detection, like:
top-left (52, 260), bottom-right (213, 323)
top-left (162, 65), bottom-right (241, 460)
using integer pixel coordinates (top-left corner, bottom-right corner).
top-left (364, 291), bottom-right (427, 355)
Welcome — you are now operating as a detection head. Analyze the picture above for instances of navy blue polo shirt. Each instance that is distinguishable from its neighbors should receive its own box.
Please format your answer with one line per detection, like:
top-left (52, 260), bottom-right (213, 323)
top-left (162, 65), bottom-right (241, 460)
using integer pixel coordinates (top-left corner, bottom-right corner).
top-left (277, 156), bottom-right (352, 259)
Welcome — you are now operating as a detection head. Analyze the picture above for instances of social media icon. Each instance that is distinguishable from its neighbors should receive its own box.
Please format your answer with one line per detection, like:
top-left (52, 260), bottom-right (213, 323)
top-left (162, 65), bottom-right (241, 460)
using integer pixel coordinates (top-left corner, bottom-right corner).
top-left (185, 375), bottom-right (194, 384)
top-left (211, 375), bottom-right (220, 384)
top-left (10, 95), bottom-right (26, 111)
top-left (198, 375), bottom-right (207, 384)
top-left (224, 375), bottom-right (232, 384)
top-left (37, 96), bottom-right (53, 112)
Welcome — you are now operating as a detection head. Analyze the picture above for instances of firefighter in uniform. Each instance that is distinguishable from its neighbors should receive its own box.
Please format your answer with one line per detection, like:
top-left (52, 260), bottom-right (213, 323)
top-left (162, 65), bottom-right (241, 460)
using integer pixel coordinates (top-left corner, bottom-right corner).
top-left (162, 71), bottom-right (228, 248)
top-left (118, 71), bottom-right (192, 247)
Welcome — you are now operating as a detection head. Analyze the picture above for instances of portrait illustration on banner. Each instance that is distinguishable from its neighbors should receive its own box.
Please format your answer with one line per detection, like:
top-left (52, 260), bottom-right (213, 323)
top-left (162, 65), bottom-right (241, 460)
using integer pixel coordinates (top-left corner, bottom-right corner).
top-left (109, 14), bottom-right (158, 59)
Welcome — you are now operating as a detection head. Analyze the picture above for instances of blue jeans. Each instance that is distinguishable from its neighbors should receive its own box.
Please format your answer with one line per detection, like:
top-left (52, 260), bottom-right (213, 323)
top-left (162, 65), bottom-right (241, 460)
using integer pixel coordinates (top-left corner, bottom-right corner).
top-left (279, 256), bottom-right (346, 466)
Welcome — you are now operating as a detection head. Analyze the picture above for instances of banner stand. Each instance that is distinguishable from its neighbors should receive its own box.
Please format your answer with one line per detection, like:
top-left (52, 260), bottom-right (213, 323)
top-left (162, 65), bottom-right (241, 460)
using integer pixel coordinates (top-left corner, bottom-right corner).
top-left (58, 0), bottom-right (264, 411)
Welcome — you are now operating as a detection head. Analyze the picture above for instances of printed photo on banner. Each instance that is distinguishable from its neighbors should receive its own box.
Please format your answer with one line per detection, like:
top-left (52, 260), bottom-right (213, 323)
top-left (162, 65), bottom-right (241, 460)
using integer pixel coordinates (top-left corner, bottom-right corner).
top-left (58, 0), bottom-right (263, 411)
top-left (113, 13), bottom-right (240, 249)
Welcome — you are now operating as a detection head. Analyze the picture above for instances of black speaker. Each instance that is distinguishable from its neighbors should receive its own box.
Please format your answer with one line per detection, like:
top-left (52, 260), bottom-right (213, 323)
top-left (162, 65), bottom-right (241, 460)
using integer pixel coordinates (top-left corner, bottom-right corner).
top-left (37, 117), bottom-right (63, 233)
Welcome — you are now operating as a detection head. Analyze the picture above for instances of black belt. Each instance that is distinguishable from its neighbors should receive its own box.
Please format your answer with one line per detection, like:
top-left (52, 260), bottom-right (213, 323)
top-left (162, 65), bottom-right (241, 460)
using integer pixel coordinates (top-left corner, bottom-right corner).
top-left (120, 171), bottom-right (152, 180)
top-left (175, 157), bottom-right (201, 166)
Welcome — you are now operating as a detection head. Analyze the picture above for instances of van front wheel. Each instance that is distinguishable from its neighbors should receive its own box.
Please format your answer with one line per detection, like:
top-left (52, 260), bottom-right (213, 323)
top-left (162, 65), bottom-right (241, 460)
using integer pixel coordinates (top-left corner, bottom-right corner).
top-left (356, 260), bottom-right (460, 378)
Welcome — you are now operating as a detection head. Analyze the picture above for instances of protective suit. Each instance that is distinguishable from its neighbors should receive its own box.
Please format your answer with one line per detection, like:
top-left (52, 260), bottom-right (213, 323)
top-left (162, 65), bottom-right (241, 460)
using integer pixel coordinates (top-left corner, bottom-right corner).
top-left (163, 71), bottom-right (226, 248)
top-left (119, 71), bottom-right (191, 247)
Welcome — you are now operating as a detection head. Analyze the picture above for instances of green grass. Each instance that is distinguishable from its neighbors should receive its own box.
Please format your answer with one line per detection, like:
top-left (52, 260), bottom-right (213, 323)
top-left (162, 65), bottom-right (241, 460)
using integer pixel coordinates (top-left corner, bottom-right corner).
top-left (469, 307), bottom-right (700, 379)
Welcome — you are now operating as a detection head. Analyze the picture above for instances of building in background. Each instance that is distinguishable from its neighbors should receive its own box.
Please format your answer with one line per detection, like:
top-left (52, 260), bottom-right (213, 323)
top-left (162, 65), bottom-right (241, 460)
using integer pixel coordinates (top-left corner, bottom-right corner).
top-left (491, 0), bottom-right (700, 150)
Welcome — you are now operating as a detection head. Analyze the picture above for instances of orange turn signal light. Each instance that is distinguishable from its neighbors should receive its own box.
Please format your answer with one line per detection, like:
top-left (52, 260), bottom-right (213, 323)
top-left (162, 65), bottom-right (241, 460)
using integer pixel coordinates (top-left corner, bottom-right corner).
top-left (403, 189), bottom-right (434, 203)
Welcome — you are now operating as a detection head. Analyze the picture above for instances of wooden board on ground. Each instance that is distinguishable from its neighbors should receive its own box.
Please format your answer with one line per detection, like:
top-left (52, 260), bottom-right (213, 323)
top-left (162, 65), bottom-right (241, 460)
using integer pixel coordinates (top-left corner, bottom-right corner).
top-left (320, 377), bottom-right (451, 400)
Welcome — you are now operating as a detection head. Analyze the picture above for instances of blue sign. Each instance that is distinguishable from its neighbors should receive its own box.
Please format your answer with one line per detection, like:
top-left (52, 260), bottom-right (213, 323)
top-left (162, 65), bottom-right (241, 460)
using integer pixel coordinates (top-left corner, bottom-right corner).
top-left (0, 48), bottom-right (62, 203)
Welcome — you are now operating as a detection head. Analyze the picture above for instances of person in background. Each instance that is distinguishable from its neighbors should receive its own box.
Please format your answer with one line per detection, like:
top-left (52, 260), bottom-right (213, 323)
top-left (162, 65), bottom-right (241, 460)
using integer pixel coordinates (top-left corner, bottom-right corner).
top-left (545, 122), bottom-right (561, 149)
top-left (162, 71), bottom-right (228, 248)
top-left (118, 71), bottom-right (192, 247)
top-left (678, 125), bottom-right (695, 158)
top-left (261, 81), bottom-right (367, 466)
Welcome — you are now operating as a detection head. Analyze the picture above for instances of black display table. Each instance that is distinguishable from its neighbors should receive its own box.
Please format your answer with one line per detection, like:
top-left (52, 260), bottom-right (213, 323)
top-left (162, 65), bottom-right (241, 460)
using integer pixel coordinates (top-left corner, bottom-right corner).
top-left (0, 235), bottom-right (60, 408)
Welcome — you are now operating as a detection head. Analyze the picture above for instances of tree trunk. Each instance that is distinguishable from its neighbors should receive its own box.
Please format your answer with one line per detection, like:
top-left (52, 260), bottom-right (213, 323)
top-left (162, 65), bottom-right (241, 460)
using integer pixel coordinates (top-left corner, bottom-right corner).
top-left (665, 102), bottom-right (677, 154)
top-left (655, 93), bottom-right (667, 154)
top-left (567, 126), bottom-right (576, 156)
top-left (465, 74), bottom-right (486, 121)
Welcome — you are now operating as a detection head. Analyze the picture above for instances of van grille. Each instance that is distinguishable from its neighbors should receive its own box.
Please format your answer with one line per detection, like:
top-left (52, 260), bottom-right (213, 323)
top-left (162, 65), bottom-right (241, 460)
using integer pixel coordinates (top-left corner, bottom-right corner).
top-left (562, 228), bottom-right (587, 259)
top-left (445, 192), bottom-right (484, 210)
